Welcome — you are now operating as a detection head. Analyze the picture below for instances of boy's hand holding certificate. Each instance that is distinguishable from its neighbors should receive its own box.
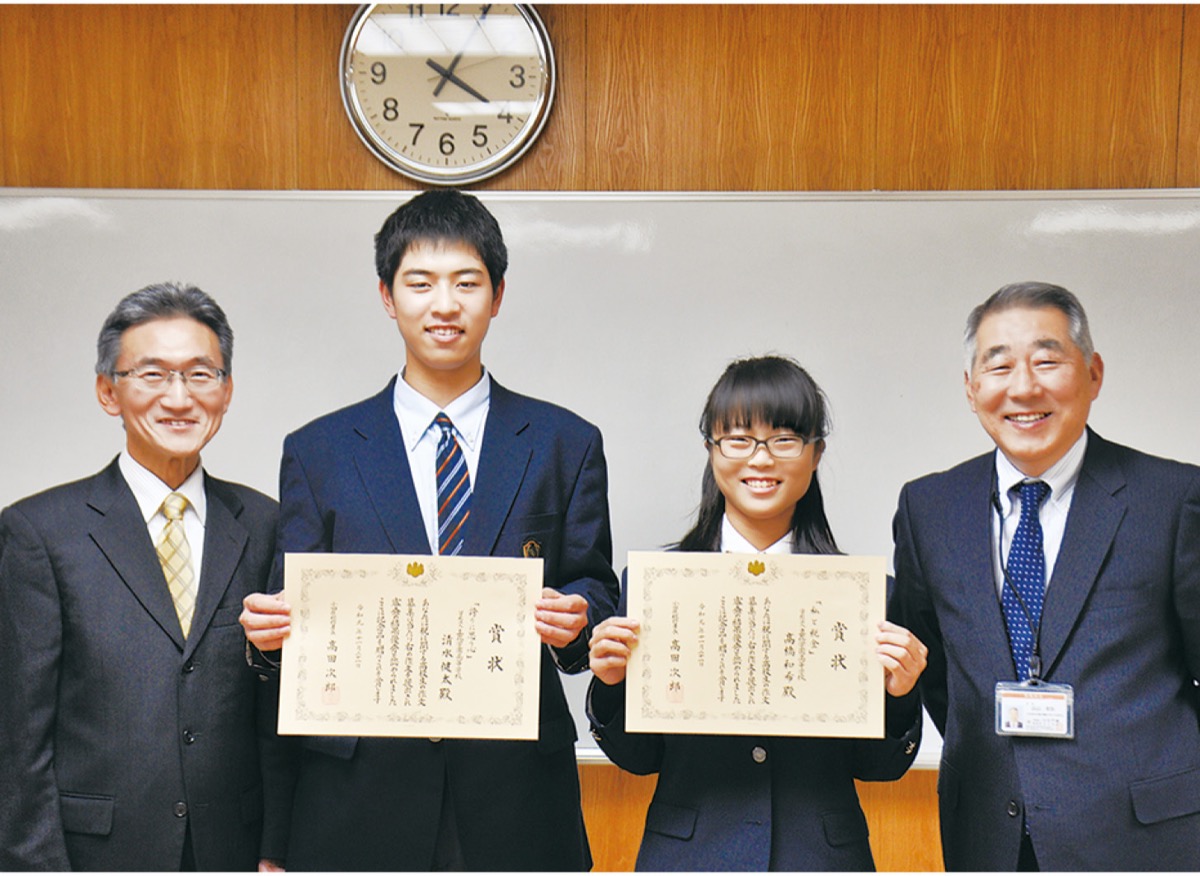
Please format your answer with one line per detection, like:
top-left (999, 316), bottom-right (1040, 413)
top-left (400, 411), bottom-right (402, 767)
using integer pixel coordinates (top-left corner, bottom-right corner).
top-left (277, 553), bottom-right (543, 739)
top-left (626, 551), bottom-right (887, 738)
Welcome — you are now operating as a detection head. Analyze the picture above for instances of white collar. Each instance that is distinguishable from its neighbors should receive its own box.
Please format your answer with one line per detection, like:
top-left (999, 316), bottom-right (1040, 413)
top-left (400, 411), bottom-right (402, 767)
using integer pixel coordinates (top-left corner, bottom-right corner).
top-left (393, 368), bottom-right (491, 451)
top-left (994, 430), bottom-right (1088, 514)
top-left (118, 452), bottom-right (207, 524)
top-left (720, 514), bottom-right (793, 554)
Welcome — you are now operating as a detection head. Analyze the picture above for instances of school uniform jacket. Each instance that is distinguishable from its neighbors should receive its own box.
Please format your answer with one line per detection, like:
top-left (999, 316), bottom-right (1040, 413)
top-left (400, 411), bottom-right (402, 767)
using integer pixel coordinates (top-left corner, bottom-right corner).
top-left (263, 377), bottom-right (619, 871)
top-left (587, 570), bottom-right (922, 871)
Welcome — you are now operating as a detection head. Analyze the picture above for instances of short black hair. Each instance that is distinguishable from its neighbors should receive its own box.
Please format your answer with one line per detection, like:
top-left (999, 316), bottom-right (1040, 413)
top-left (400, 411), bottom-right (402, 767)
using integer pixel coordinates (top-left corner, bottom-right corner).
top-left (374, 189), bottom-right (508, 293)
top-left (96, 282), bottom-right (233, 376)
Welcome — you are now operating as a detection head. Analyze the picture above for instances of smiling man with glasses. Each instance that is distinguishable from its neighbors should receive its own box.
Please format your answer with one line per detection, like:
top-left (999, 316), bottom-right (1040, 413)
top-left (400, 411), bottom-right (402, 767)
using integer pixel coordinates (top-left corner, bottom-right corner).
top-left (0, 282), bottom-right (283, 870)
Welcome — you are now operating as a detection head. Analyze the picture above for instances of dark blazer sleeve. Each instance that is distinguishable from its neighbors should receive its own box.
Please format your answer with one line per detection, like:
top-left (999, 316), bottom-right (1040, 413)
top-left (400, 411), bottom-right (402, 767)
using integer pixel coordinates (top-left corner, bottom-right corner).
top-left (586, 675), bottom-right (666, 776)
top-left (0, 505), bottom-right (72, 869)
top-left (1175, 472), bottom-right (1200, 682)
top-left (547, 426), bottom-right (619, 673)
top-left (891, 482), bottom-right (949, 736)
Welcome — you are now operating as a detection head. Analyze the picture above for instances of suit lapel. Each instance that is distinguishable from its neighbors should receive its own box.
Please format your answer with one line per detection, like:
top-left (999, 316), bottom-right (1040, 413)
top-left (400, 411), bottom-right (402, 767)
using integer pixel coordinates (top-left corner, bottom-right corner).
top-left (1039, 432), bottom-right (1126, 678)
top-left (185, 476), bottom-right (248, 659)
top-left (953, 455), bottom-right (1022, 682)
top-left (353, 381), bottom-right (432, 554)
top-left (87, 460), bottom-right (186, 651)
top-left (467, 381), bottom-right (532, 557)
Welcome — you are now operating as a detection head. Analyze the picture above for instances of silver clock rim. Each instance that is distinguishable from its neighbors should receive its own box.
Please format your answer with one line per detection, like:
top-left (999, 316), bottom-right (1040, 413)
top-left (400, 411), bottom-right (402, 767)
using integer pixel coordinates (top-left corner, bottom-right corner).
top-left (338, 2), bottom-right (556, 186)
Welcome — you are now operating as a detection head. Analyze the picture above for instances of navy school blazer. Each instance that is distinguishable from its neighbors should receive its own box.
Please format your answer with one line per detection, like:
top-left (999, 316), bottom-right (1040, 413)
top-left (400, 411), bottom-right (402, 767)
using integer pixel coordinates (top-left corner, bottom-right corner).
top-left (587, 567), bottom-right (922, 872)
top-left (262, 377), bottom-right (619, 871)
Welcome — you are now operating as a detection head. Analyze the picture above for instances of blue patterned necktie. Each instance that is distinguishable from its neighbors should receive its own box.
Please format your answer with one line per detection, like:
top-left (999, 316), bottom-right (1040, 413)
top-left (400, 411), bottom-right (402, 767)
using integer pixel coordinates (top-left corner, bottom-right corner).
top-left (1002, 480), bottom-right (1051, 681)
top-left (435, 412), bottom-right (471, 556)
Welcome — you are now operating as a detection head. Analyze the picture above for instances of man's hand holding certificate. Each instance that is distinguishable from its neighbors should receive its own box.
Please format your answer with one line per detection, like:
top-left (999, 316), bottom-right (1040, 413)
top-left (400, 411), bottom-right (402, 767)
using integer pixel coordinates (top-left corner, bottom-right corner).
top-left (277, 553), bottom-right (543, 739)
top-left (625, 551), bottom-right (887, 738)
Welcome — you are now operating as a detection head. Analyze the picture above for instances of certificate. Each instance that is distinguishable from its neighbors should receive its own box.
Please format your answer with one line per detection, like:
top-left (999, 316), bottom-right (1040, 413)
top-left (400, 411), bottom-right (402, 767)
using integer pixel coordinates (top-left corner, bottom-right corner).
top-left (625, 551), bottom-right (886, 738)
top-left (277, 553), bottom-right (542, 739)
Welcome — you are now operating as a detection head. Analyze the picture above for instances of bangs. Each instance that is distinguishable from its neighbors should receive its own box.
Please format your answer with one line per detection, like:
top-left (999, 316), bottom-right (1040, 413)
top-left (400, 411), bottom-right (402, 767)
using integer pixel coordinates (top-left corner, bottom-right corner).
top-left (702, 357), bottom-right (828, 439)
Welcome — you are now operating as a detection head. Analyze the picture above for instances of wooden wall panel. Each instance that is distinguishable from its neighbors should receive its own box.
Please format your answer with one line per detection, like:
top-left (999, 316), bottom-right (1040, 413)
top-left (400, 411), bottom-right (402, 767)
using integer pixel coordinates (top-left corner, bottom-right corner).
top-left (584, 5), bottom-right (879, 190)
top-left (0, 5), bottom-right (299, 189)
top-left (877, 5), bottom-right (1182, 190)
top-left (1178, 6), bottom-right (1200, 186)
top-left (579, 763), bottom-right (944, 872)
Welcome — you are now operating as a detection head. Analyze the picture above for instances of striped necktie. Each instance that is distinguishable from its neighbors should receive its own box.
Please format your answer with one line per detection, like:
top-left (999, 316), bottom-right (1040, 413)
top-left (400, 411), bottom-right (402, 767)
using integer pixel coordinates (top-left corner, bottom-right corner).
top-left (156, 491), bottom-right (197, 638)
top-left (435, 413), bottom-right (472, 556)
top-left (1001, 480), bottom-right (1051, 681)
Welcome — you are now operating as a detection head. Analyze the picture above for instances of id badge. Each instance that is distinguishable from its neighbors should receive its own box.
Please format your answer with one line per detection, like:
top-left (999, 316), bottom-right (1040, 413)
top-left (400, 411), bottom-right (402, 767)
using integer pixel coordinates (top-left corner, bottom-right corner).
top-left (995, 681), bottom-right (1074, 738)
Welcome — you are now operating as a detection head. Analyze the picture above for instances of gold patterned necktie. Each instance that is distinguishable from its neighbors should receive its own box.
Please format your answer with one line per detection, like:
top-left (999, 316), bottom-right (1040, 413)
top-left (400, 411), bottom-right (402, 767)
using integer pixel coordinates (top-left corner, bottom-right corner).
top-left (156, 492), bottom-right (197, 638)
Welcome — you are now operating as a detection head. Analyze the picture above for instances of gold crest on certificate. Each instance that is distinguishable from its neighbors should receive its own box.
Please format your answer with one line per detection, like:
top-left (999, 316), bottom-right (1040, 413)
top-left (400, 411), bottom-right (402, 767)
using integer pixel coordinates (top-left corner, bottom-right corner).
top-left (278, 553), bottom-right (542, 739)
top-left (625, 551), bottom-right (886, 738)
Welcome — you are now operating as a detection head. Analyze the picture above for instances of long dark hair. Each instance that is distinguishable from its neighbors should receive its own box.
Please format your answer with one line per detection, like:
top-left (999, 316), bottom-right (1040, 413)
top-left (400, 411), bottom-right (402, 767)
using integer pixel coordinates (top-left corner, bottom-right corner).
top-left (675, 356), bottom-right (839, 555)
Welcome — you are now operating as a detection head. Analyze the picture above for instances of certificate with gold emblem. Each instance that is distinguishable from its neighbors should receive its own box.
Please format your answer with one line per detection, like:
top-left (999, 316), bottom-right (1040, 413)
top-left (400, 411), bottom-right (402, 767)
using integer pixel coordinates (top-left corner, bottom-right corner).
top-left (625, 551), bottom-right (886, 738)
top-left (277, 553), bottom-right (542, 739)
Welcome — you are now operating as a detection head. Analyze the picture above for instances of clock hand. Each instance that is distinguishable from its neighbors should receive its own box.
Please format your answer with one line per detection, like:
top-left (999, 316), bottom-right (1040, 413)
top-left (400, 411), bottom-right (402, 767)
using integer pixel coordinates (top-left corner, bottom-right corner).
top-left (424, 58), bottom-right (490, 103)
top-left (430, 51), bottom-right (464, 97)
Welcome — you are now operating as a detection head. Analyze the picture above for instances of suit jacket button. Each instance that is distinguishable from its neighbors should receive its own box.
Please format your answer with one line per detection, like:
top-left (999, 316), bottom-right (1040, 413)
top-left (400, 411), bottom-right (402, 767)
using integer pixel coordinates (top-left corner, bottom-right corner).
top-left (590, 729), bottom-right (603, 743)
top-left (174, 802), bottom-right (188, 818)
top-left (751, 746), bottom-right (768, 764)
top-left (182, 659), bottom-right (195, 674)
top-left (1007, 800), bottom-right (1021, 817)
top-left (183, 730), bottom-right (196, 745)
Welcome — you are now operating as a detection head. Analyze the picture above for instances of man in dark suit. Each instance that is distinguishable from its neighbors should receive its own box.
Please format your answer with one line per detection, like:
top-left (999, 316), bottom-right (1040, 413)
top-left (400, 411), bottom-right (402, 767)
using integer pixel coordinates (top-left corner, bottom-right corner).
top-left (892, 282), bottom-right (1200, 870)
top-left (240, 190), bottom-right (620, 870)
top-left (0, 282), bottom-right (281, 870)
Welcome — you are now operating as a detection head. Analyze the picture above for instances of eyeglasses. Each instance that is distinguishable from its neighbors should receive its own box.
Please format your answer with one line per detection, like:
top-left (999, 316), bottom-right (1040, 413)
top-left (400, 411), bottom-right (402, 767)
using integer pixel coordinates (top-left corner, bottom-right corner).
top-left (708, 433), bottom-right (809, 460)
top-left (112, 365), bottom-right (228, 394)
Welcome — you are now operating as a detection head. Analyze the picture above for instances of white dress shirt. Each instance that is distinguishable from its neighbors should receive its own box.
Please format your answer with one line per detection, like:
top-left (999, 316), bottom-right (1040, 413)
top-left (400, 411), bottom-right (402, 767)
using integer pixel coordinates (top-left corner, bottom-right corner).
top-left (990, 431), bottom-right (1088, 596)
top-left (118, 452), bottom-right (208, 583)
top-left (392, 368), bottom-right (491, 554)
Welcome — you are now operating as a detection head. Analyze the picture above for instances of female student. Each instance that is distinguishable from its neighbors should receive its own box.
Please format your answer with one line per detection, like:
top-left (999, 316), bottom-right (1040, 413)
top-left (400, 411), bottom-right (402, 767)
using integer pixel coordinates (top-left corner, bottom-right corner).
top-left (587, 355), bottom-right (927, 871)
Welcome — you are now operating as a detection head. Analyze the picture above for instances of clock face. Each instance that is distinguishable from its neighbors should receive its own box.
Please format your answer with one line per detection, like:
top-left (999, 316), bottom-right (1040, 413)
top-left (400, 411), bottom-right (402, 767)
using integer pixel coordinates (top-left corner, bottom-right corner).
top-left (341, 3), bottom-right (555, 185)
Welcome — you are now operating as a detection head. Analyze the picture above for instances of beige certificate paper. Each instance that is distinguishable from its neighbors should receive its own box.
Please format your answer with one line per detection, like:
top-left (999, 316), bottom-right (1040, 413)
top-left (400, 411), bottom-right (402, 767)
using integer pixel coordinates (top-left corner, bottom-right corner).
top-left (278, 553), bottom-right (542, 739)
top-left (626, 551), bottom-right (886, 738)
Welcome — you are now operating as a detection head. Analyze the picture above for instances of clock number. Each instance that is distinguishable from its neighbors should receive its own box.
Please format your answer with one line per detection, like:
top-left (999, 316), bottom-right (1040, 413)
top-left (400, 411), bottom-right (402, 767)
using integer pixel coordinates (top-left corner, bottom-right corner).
top-left (383, 98), bottom-right (399, 122)
top-left (406, 3), bottom-right (458, 15)
top-left (497, 109), bottom-right (514, 124)
top-left (472, 125), bottom-right (488, 148)
top-left (439, 132), bottom-right (455, 155)
top-left (509, 65), bottom-right (527, 89)
top-left (409, 123), bottom-right (425, 146)
top-left (370, 62), bottom-right (387, 85)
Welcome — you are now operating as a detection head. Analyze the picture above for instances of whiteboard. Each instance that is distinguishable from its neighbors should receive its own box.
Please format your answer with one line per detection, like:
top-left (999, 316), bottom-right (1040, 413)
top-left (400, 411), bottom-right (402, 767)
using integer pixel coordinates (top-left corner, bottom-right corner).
top-left (3, 188), bottom-right (1199, 767)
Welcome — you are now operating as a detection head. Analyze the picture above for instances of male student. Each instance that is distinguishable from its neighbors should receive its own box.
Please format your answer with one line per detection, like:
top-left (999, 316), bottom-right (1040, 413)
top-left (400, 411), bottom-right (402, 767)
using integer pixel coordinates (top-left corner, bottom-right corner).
top-left (892, 282), bottom-right (1200, 870)
top-left (241, 189), bottom-right (619, 871)
top-left (0, 282), bottom-right (280, 870)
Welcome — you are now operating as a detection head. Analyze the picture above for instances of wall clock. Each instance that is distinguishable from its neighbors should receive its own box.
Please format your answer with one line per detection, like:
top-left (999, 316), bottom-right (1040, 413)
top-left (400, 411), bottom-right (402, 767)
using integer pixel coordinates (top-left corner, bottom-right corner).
top-left (340, 3), bottom-right (556, 185)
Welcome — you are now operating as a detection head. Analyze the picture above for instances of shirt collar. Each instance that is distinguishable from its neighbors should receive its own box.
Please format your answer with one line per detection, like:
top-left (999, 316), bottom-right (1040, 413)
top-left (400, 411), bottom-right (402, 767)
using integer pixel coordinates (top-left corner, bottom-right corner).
top-left (720, 514), bottom-right (794, 555)
top-left (393, 367), bottom-right (491, 452)
top-left (118, 452), bottom-right (207, 524)
top-left (994, 430), bottom-right (1088, 513)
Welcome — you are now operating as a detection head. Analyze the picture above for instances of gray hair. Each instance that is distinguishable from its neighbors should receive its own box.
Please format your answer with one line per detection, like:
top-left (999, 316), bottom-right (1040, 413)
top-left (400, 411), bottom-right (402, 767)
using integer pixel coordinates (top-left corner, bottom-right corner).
top-left (96, 282), bottom-right (234, 377)
top-left (963, 281), bottom-right (1094, 373)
